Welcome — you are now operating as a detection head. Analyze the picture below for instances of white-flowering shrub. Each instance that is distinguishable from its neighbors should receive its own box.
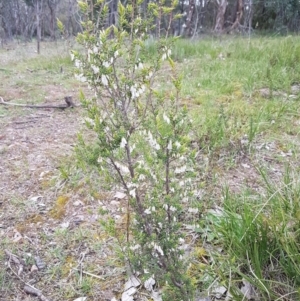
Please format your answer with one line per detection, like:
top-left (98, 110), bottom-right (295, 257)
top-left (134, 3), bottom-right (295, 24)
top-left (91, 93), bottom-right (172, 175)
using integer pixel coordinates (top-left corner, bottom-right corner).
top-left (73, 1), bottom-right (199, 300)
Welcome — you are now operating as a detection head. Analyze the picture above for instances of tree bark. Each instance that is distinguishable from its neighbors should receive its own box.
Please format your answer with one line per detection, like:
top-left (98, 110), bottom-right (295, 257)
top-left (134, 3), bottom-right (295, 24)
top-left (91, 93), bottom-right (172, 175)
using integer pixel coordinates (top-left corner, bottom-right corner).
top-left (243, 0), bottom-right (253, 34)
top-left (47, 0), bottom-right (57, 40)
top-left (185, 0), bottom-right (195, 37)
top-left (35, 0), bottom-right (42, 54)
top-left (230, 0), bottom-right (243, 32)
top-left (214, 0), bottom-right (227, 33)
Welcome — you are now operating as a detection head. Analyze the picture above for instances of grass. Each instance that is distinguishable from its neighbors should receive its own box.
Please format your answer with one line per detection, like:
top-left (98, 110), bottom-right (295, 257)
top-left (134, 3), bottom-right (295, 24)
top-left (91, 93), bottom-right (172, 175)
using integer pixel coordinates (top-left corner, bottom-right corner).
top-left (1, 36), bottom-right (300, 300)
top-left (210, 167), bottom-right (300, 300)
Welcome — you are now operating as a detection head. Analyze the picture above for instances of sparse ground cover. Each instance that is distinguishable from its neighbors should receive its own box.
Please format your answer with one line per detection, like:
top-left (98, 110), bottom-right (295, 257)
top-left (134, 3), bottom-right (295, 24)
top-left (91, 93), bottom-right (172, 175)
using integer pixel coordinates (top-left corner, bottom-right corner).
top-left (0, 36), bottom-right (300, 300)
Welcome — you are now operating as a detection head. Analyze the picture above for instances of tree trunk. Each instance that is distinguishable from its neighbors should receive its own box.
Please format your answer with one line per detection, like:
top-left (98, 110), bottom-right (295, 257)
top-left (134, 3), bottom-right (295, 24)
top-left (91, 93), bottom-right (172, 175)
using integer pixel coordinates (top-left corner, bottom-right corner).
top-left (185, 0), bottom-right (195, 37)
top-left (243, 0), bottom-right (253, 34)
top-left (214, 0), bottom-right (227, 33)
top-left (230, 0), bottom-right (243, 32)
top-left (47, 0), bottom-right (57, 40)
top-left (35, 0), bottom-right (41, 54)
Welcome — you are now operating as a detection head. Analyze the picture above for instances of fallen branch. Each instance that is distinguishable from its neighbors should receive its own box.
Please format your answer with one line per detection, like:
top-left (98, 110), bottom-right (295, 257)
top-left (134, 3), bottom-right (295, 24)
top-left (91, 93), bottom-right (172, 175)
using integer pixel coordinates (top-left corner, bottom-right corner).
top-left (0, 96), bottom-right (81, 109)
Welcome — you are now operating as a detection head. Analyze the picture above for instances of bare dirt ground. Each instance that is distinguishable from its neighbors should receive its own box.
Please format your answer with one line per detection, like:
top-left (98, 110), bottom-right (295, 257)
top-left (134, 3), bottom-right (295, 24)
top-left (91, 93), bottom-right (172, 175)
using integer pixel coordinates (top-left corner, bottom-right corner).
top-left (0, 103), bottom-right (130, 300)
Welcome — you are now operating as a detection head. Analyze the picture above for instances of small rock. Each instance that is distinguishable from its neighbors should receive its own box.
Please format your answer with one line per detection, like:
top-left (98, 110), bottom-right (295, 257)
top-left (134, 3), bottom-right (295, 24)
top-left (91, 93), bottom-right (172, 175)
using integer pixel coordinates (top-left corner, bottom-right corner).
top-left (73, 200), bottom-right (84, 206)
top-left (30, 265), bottom-right (39, 273)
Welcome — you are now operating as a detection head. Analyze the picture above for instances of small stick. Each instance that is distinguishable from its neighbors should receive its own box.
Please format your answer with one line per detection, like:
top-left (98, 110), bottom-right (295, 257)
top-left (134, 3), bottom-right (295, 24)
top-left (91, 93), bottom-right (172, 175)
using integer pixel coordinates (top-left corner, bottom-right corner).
top-left (0, 96), bottom-right (81, 109)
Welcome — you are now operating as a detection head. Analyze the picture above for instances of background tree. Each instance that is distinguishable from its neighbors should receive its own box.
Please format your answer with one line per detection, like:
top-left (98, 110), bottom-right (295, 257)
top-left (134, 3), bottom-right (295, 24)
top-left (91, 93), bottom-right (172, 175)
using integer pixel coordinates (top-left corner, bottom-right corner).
top-left (2, 0), bottom-right (300, 44)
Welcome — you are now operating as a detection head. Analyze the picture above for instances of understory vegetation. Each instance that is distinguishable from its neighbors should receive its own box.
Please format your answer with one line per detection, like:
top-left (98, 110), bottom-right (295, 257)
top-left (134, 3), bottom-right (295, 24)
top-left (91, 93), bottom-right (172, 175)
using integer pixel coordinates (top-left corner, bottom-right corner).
top-left (1, 31), bottom-right (300, 300)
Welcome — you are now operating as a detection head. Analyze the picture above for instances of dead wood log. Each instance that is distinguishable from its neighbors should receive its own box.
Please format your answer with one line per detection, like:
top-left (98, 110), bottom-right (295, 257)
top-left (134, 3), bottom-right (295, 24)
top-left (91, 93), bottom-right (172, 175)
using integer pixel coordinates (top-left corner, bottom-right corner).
top-left (0, 96), bottom-right (81, 109)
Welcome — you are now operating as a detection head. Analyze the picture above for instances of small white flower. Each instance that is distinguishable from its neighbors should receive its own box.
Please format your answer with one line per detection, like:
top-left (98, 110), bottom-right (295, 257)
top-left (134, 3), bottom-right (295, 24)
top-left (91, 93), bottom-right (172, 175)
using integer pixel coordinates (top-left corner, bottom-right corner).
top-left (146, 71), bottom-right (153, 80)
top-left (75, 73), bottom-right (87, 82)
top-left (167, 140), bottom-right (172, 150)
top-left (87, 48), bottom-right (92, 61)
top-left (115, 161), bottom-right (130, 174)
top-left (103, 61), bottom-right (110, 68)
top-left (175, 141), bottom-right (181, 149)
top-left (163, 113), bottom-right (170, 124)
top-left (151, 206), bottom-right (156, 212)
top-left (129, 189), bottom-right (136, 198)
top-left (120, 137), bottom-right (127, 148)
top-left (161, 53), bottom-right (167, 61)
top-left (130, 85), bottom-right (137, 99)
top-left (138, 174), bottom-right (145, 181)
top-left (84, 117), bottom-right (95, 127)
top-left (70, 52), bottom-right (75, 61)
top-left (154, 244), bottom-right (164, 256)
top-left (141, 85), bottom-right (146, 92)
top-left (188, 208), bottom-right (199, 214)
top-left (93, 46), bottom-right (99, 54)
top-left (167, 49), bottom-right (172, 57)
top-left (179, 238), bottom-right (185, 243)
top-left (144, 208), bottom-right (151, 214)
top-left (148, 131), bottom-right (160, 150)
top-left (101, 74), bottom-right (109, 86)
top-left (175, 165), bottom-right (186, 174)
top-left (169, 206), bottom-right (176, 212)
top-left (91, 64), bottom-right (100, 74)
top-left (130, 244), bottom-right (141, 251)
top-left (114, 50), bottom-right (119, 58)
top-left (74, 59), bottom-right (82, 68)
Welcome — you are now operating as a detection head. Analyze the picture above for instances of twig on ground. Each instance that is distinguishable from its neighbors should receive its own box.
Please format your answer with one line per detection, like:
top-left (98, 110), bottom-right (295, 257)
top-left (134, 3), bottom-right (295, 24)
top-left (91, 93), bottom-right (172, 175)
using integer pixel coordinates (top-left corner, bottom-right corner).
top-left (72, 268), bottom-right (106, 280)
top-left (0, 96), bottom-right (81, 109)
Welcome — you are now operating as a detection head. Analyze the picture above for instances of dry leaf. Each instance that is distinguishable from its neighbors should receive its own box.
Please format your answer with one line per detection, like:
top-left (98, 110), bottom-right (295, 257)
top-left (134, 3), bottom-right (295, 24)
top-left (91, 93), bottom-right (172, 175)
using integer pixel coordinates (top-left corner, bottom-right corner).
top-left (124, 275), bottom-right (140, 290)
top-left (144, 276), bottom-right (155, 291)
top-left (73, 298), bottom-right (87, 301)
top-left (121, 287), bottom-right (137, 301)
top-left (114, 191), bottom-right (126, 199)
